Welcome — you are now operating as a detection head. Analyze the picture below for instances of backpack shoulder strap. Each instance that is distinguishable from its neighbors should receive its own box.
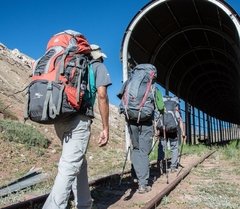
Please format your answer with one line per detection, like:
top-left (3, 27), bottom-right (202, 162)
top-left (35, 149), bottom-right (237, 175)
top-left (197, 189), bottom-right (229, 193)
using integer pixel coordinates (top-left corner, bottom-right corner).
top-left (88, 64), bottom-right (97, 106)
top-left (138, 70), bottom-right (155, 108)
top-left (117, 79), bottom-right (128, 99)
top-left (151, 84), bottom-right (156, 107)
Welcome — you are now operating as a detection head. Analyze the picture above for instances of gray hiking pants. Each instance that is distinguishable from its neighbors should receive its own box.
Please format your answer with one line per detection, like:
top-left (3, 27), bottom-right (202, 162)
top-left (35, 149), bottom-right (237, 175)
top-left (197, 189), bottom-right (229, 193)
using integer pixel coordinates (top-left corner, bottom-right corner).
top-left (42, 114), bottom-right (92, 209)
top-left (158, 134), bottom-right (179, 169)
top-left (128, 120), bottom-right (153, 187)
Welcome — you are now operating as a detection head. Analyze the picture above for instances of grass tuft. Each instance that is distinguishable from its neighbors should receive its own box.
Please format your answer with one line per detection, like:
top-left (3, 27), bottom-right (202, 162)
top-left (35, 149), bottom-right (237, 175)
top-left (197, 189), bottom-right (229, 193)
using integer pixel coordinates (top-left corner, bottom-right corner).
top-left (0, 119), bottom-right (49, 148)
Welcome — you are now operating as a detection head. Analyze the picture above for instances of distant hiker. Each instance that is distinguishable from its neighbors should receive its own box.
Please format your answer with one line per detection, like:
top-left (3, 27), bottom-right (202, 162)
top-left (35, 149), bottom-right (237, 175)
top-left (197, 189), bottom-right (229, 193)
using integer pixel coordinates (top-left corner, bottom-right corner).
top-left (41, 31), bottom-right (112, 209)
top-left (118, 63), bottom-right (157, 194)
top-left (156, 96), bottom-right (185, 173)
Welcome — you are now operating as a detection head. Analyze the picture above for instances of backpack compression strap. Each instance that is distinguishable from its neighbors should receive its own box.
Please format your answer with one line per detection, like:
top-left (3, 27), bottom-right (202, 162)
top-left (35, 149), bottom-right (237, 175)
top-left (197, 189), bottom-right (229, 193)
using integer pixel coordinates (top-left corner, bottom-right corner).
top-left (137, 70), bottom-right (155, 123)
top-left (55, 36), bottom-right (80, 81)
top-left (75, 55), bottom-right (88, 103)
top-left (41, 81), bottom-right (64, 120)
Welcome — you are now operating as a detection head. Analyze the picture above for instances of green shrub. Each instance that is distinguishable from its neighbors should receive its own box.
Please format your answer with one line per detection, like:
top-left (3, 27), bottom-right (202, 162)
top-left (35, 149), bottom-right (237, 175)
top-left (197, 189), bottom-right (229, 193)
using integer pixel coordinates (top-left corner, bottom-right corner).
top-left (0, 119), bottom-right (49, 148)
top-left (220, 140), bottom-right (240, 161)
top-left (181, 144), bottom-right (210, 155)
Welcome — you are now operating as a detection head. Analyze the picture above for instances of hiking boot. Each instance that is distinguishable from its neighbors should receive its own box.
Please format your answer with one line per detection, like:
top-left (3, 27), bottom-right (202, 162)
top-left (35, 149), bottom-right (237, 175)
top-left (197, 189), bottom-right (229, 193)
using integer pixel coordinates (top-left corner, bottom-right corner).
top-left (131, 164), bottom-right (138, 183)
top-left (137, 185), bottom-right (152, 194)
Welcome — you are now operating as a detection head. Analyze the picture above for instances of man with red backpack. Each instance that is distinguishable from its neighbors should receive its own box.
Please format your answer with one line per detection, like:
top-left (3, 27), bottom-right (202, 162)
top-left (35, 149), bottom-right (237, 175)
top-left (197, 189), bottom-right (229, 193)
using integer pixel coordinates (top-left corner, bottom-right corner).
top-left (41, 31), bottom-right (112, 209)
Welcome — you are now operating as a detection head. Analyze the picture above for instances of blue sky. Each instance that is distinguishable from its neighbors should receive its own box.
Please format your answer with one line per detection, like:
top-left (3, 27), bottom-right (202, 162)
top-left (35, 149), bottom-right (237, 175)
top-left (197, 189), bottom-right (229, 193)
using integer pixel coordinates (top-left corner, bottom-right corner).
top-left (0, 0), bottom-right (239, 107)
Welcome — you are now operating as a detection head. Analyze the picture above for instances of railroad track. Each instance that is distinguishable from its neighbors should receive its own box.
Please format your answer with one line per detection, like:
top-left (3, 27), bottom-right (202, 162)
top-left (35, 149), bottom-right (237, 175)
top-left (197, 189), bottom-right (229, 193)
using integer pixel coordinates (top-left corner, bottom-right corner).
top-left (2, 151), bottom-right (215, 209)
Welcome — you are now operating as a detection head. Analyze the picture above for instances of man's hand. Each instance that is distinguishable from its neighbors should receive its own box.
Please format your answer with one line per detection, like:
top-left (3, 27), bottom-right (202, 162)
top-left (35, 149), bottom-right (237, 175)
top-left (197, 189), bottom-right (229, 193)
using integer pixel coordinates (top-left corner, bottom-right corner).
top-left (97, 86), bottom-right (110, 147)
top-left (98, 129), bottom-right (109, 147)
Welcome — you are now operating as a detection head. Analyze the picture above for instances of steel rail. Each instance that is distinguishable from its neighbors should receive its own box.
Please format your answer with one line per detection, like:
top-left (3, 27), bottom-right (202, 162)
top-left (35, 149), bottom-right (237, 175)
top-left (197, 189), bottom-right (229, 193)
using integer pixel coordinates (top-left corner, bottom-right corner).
top-left (141, 150), bottom-right (216, 209)
top-left (1, 169), bottom-right (133, 209)
top-left (1, 153), bottom-right (194, 209)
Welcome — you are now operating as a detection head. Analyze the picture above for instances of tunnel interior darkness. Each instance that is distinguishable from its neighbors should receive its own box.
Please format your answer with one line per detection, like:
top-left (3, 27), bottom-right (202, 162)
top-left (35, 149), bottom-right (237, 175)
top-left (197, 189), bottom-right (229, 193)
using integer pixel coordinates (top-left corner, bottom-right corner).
top-left (121, 0), bottom-right (240, 124)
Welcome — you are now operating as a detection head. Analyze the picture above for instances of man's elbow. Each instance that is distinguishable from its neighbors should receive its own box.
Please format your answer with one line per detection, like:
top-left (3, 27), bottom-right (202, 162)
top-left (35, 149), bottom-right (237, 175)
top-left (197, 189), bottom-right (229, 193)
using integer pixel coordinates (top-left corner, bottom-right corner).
top-left (98, 93), bottom-right (109, 103)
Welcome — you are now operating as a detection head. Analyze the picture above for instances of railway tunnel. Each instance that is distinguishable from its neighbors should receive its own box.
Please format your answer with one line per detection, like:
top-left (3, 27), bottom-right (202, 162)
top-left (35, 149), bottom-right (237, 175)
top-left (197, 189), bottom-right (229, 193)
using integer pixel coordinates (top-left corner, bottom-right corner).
top-left (121, 0), bottom-right (240, 144)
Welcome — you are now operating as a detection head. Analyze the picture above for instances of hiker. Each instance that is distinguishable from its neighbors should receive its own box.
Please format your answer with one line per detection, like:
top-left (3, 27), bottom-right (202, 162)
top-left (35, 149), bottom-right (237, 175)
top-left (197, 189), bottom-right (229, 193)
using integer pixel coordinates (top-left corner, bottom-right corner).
top-left (42, 44), bottom-right (112, 209)
top-left (118, 63), bottom-right (157, 194)
top-left (156, 96), bottom-right (185, 173)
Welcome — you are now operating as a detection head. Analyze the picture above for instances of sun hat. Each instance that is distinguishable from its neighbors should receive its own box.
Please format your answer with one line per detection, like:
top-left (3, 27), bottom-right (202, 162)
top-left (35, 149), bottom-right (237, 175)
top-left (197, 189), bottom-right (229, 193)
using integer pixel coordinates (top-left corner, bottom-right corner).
top-left (90, 44), bottom-right (107, 60)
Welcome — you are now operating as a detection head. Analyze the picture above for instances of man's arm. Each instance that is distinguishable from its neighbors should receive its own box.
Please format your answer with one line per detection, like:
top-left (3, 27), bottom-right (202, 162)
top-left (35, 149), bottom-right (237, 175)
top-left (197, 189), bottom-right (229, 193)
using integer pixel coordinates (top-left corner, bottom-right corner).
top-left (179, 118), bottom-right (185, 137)
top-left (97, 86), bottom-right (109, 147)
top-left (176, 106), bottom-right (186, 139)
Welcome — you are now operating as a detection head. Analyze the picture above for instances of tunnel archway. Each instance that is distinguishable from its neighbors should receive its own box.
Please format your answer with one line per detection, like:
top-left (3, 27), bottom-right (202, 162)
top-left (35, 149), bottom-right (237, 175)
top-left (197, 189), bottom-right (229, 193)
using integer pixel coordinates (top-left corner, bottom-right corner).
top-left (121, 0), bottom-right (240, 124)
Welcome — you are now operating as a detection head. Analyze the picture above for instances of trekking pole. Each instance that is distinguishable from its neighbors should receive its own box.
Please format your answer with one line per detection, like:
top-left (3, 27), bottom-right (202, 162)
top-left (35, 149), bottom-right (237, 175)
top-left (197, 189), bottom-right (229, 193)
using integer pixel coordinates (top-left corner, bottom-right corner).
top-left (177, 135), bottom-right (185, 176)
top-left (163, 125), bottom-right (169, 184)
top-left (178, 135), bottom-right (185, 167)
top-left (148, 136), bottom-right (159, 155)
top-left (119, 146), bottom-right (130, 186)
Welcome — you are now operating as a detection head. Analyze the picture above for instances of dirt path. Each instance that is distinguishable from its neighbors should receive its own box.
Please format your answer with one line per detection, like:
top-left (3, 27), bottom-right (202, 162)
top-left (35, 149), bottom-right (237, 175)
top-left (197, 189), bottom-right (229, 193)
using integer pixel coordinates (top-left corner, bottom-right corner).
top-left (91, 151), bottom-right (240, 209)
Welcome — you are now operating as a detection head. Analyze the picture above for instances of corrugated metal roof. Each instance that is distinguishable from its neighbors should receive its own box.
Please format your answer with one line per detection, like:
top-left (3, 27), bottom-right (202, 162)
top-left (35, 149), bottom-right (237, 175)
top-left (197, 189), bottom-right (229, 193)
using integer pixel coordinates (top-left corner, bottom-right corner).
top-left (121, 0), bottom-right (240, 124)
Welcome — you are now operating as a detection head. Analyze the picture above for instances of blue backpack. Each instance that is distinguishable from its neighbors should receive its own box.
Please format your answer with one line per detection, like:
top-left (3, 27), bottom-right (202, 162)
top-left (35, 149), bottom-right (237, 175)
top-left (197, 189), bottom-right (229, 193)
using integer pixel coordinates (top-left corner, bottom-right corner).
top-left (117, 64), bottom-right (157, 123)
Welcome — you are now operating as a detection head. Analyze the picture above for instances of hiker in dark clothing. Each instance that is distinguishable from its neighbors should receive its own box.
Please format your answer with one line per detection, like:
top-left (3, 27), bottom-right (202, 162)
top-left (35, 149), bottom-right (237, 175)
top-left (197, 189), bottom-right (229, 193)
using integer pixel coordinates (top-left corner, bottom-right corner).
top-left (156, 98), bottom-right (185, 173)
top-left (118, 64), bottom-right (157, 194)
top-left (127, 119), bottom-right (154, 193)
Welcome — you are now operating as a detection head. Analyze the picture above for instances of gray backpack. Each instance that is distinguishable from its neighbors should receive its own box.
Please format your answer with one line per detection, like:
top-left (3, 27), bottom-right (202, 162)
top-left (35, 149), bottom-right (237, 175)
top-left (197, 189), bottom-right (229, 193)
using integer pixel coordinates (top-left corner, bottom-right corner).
top-left (157, 96), bottom-right (179, 133)
top-left (117, 64), bottom-right (157, 123)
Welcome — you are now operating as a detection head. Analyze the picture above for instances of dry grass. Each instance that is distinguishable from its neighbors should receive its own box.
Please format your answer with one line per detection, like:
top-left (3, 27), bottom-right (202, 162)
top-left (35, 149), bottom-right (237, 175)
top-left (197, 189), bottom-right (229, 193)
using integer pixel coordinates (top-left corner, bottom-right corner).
top-left (158, 143), bottom-right (240, 209)
top-left (0, 117), bottom-right (126, 207)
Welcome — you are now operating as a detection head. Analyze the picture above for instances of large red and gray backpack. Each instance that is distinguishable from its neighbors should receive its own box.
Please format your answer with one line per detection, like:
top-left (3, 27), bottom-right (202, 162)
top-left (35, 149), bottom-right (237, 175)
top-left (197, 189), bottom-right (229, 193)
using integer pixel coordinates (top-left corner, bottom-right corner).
top-left (24, 30), bottom-right (93, 124)
top-left (118, 64), bottom-right (157, 123)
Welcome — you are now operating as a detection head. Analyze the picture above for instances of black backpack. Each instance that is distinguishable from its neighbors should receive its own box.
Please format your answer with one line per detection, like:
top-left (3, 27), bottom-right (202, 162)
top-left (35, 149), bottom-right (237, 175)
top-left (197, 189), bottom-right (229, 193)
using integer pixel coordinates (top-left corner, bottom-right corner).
top-left (117, 64), bottom-right (157, 123)
top-left (157, 96), bottom-right (179, 133)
